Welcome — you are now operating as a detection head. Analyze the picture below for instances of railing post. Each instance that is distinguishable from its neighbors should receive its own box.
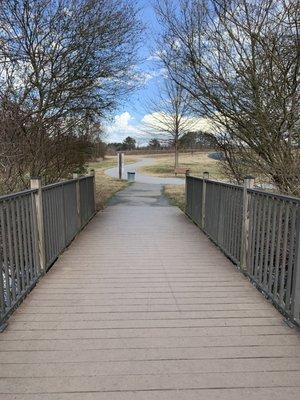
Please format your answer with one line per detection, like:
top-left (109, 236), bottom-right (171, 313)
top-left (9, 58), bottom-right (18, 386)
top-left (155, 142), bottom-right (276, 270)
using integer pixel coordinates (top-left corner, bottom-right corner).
top-left (73, 173), bottom-right (81, 229)
top-left (61, 182), bottom-right (67, 247)
top-left (89, 169), bottom-right (97, 212)
top-left (292, 209), bottom-right (300, 325)
top-left (240, 176), bottom-right (255, 271)
top-left (184, 171), bottom-right (190, 213)
top-left (201, 171), bottom-right (209, 230)
top-left (30, 177), bottom-right (46, 273)
top-left (0, 221), bottom-right (5, 328)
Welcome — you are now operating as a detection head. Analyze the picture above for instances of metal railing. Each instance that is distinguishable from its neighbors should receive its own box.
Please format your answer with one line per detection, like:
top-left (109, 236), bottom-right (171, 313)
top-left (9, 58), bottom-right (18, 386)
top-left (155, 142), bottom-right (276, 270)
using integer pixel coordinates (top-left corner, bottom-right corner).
top-left (0, 173), bottom-right (96, 328)
top-left (186, 174), bottom-right (300, 325)
top-left (79, 176), bottom-right (96, 226)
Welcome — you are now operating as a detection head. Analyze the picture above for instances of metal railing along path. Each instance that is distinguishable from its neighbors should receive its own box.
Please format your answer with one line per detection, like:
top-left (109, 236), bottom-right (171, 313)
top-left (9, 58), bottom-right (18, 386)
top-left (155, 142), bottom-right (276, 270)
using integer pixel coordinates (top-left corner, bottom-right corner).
top-left (0, 173), bottom-right (96, 329)
top-left (186, 174), bottom-right (300, 325)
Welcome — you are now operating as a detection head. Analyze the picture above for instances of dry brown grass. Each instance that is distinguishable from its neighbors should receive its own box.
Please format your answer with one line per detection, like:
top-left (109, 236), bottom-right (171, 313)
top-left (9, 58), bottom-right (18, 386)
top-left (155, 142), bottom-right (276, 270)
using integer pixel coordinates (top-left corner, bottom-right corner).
top-left (90, 152), bottom-right (220, 210)
top-left (89, 155), bottom-right (145, 210)
top-left (89, 155), bottom-right (143, 171)
top-left (94, 170), bottom-right (128, 210)
top-left (164, 185), bottom-right (186, 211)
top-left (138, 151), bottom-right (223, 180)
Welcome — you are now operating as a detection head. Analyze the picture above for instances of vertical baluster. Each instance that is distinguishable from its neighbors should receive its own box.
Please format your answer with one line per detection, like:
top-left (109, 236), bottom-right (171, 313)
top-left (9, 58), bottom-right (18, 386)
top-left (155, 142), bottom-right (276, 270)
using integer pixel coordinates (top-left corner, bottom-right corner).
top-left (0, 204), bottom-right (7, 319)
top-left (24, 197), bottom-right (34, 280)
top-left (262, 198), bottom-right (272, 289)
top-left (30, 192), bottom-right (40, 277)
top-left (11, 200), bottom-right (21, 294)
top-left (258, 196), bottom-right (267, 285)
top-left (268, 200), bottom-right (277, 294)
top-left (273, 202), bottom-right (284, 299)
top-left (6, 202), bottom-right (16, 301)
top-left (278, 204), bottom-right (290, 307)
top-left (285, 205), bottom-right (297, 311)
top-left (20, 198), bottom-right (29, 285)
top-left (291, 206), bottom-right (300, 324)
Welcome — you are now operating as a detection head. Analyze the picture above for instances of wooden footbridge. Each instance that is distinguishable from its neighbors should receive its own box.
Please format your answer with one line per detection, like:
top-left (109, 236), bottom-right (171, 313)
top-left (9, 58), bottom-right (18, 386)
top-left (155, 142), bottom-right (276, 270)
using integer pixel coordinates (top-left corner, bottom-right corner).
top-left (0, 179), bottom-right (300, 399)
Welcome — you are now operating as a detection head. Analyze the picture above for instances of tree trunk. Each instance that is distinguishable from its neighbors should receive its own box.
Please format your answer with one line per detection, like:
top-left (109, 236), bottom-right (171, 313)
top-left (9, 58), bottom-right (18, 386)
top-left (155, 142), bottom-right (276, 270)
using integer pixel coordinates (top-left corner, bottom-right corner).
top-left (174, 140), bottom-right (179, 169)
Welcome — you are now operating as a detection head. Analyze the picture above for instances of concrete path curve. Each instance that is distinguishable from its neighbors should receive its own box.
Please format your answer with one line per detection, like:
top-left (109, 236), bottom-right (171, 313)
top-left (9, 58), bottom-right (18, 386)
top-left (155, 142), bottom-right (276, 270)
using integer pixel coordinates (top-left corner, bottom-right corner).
top-left (105, 158), bottom-right (185, 185)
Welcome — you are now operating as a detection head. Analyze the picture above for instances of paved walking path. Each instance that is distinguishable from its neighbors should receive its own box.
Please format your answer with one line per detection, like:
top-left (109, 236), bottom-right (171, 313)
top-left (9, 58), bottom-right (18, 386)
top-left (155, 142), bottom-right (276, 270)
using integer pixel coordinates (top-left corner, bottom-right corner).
top-left (0, 183), bottom-right (300, 399)
top-left (105, 158), bottom-right (185, 185)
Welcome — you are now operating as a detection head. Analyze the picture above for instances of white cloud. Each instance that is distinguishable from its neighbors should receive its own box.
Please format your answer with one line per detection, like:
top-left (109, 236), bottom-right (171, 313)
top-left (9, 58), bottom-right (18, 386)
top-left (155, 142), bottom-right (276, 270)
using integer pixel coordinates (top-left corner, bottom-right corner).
top-left (114, 112), bottom-right (133, 128)
top-left (188, 116), bottom-right (216, 133)
top-left (105, 112), bottom-right (143, 142)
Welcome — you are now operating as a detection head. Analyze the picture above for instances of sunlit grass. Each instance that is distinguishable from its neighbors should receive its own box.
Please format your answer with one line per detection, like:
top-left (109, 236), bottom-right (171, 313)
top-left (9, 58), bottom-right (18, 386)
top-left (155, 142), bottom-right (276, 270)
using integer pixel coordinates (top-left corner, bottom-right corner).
top-left (94, 170), bottom-right (128, 210)
top-left (88, 155), bottom-right (143, 171)
top-left (88, 155), bottom-right (139, 210)
top-left (89, 152), bottom-right (223, 210)
top-left (164, 185), bottom-right (186, 211)
top-left (138, 151), bottom-right (224, 180)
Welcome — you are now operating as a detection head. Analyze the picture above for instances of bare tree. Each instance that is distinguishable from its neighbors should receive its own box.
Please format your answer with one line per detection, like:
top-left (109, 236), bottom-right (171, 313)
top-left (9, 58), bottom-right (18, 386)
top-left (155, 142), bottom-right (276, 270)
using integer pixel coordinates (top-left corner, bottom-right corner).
top-left (155, 0), bottom-right (300, 194)
top-left (143, 78), bottom-right (195, 169)
top-left (0, 0), bottom-right (142, 192)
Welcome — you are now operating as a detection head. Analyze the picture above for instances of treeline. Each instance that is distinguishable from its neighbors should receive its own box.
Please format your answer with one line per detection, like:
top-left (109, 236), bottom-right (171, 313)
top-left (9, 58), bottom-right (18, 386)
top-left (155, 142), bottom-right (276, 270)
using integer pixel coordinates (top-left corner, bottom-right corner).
top-left (107, 132), bottom-right (213, 153)
top-left (155, 0), bottom-right (300, 195)
top-left (0, 0), bottom-right (142, 193)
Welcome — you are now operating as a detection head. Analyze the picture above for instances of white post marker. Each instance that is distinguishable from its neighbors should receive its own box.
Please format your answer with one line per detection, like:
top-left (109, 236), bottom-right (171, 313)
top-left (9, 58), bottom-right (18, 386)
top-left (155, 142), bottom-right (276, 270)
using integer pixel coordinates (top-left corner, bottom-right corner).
top-left (117, 152), bottom-right (124, 180)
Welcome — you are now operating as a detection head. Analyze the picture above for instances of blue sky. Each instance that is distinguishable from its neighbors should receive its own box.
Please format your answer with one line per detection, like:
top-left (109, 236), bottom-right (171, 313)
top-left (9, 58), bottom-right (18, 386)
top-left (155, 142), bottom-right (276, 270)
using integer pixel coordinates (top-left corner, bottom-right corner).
top-left (105, 0), bottom-right (164, 145)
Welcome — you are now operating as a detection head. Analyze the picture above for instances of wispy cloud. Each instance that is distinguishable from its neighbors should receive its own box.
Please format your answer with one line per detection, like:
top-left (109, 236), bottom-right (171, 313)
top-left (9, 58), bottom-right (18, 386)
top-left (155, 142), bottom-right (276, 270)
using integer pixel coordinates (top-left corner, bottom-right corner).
top-left (142, 112), bottom-right (215, 133)
top-left (146, 50), bottom-right (163, 61)
top-left (132, 67), bottom-right (167, 86)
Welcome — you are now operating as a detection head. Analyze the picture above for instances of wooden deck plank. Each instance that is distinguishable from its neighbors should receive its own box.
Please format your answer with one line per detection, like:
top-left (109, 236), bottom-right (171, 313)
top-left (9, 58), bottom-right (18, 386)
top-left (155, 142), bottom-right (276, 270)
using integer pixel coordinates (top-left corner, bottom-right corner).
top-left (2, 388), bottom-right (300, 400)
top-left (1, 371), bottom-right (300, 393)
top-left (1, 358), bottom-right (300, 377)
top-left (0, 183), bottom-right (300, 398)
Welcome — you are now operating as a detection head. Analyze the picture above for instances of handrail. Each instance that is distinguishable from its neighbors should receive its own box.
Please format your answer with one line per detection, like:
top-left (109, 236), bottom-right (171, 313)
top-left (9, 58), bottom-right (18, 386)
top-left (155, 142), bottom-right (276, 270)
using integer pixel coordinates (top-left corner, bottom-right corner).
top-left (188, 174), bottom-right (300, 203)
top-left (186, 174), bottom-right (300, 325)
top-left (0, 173), bottom-right (96, 330)
top-left (0, 188), bottom-right (37, 202)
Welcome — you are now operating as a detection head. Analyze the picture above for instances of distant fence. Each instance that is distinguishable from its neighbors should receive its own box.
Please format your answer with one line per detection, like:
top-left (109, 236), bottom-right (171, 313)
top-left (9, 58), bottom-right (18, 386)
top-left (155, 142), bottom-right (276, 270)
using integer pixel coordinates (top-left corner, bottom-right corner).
top-left (186, 174), bottom-right (300, 325)
top-left (0, 173), bottom-right (96, 328)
